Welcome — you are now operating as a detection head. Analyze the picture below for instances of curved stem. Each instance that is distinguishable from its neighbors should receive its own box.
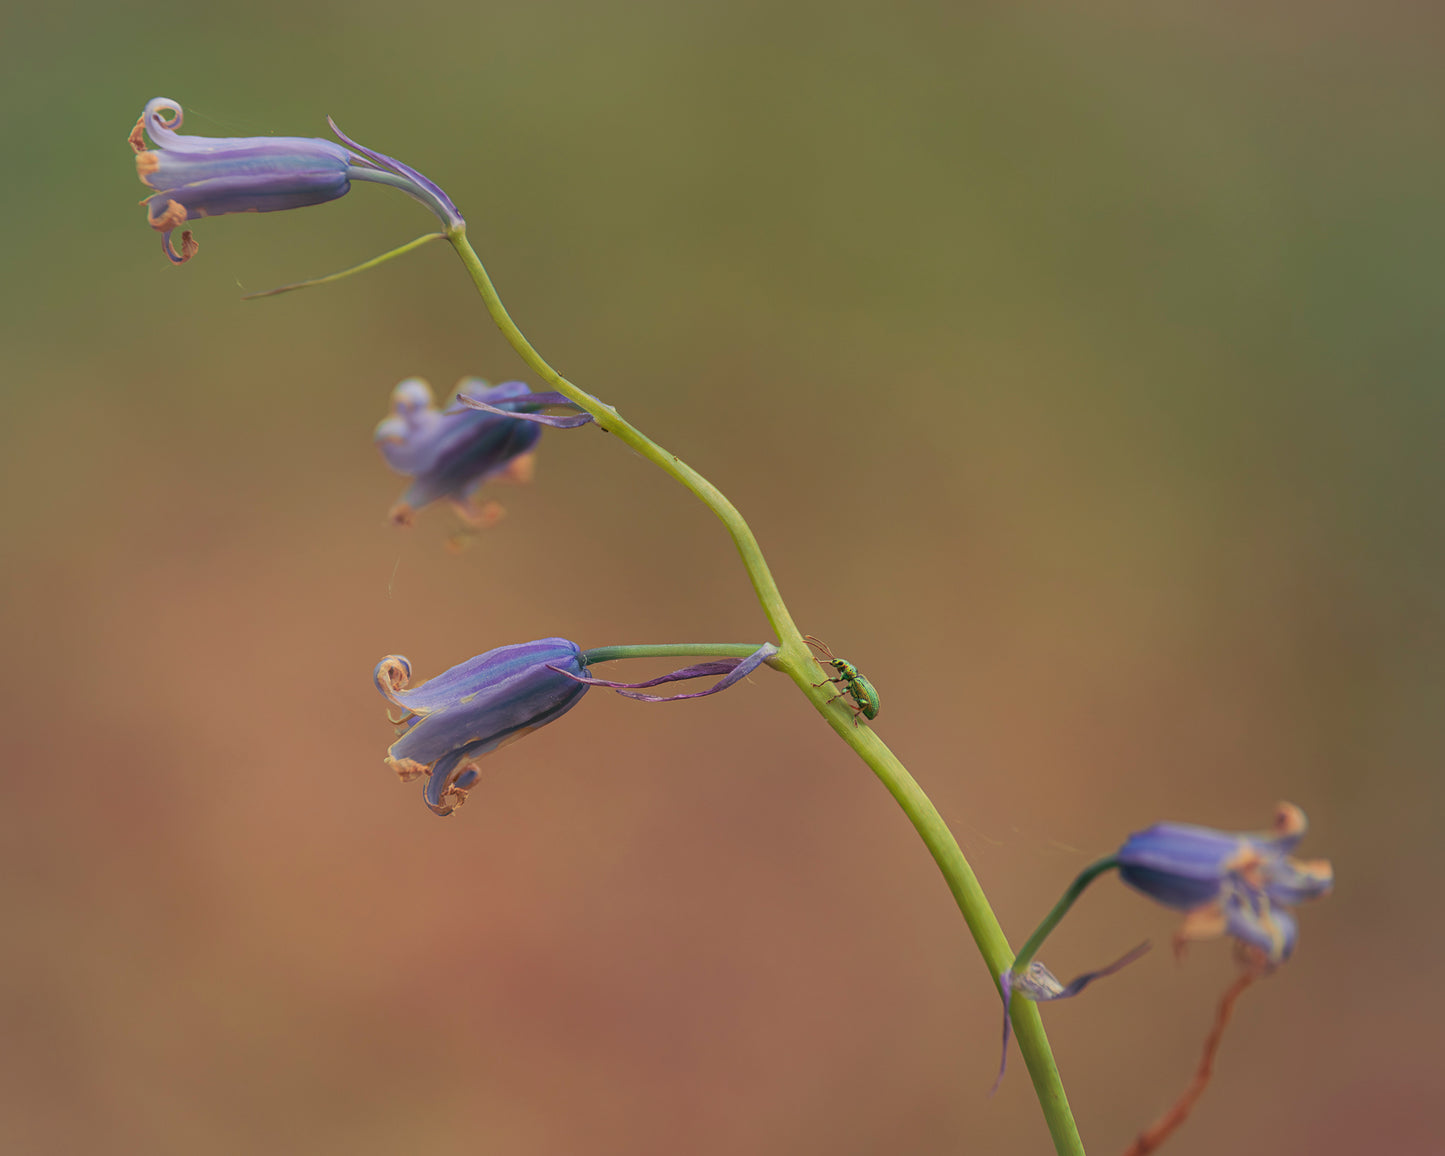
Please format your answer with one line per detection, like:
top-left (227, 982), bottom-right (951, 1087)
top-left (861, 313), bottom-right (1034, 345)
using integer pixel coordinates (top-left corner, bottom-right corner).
top-left (1011, 857), bottom-right (1120, 976)
top-left (448, 228), bottom-right (804, 659)
top-left (781, 661), bottom-right (1085, 1156)
top-left (446, 226), bottom-right (1085, 1156)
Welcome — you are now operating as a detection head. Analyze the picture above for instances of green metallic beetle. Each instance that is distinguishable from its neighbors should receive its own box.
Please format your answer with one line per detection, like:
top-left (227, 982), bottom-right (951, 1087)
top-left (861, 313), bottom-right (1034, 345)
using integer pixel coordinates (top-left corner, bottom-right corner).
top-left (805, 635), bottom-right (880, 723)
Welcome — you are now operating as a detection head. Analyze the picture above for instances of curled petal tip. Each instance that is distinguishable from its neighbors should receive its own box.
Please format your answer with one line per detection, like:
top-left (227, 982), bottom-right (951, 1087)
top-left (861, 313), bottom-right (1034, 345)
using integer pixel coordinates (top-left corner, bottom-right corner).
top-left (161, 229), bottom-right (199, 264)
top-left (128, 117), bottom-right (146, 154)
top-left (149, 199), bottom-right (187, 231)
top-left (374, 655), bottom-right (413, 701)
top-left (1273, 801), bottom-right (1307, 839)
top-left (144, 97), bottom-right (183, 134)
top-left (424, 753), bottom-right (482, 817)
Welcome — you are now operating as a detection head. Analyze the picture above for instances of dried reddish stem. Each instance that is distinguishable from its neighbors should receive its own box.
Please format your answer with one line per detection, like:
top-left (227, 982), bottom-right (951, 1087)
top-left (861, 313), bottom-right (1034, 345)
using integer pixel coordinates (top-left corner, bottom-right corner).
top-left (1122, 965), bottom-right (1263, 1156)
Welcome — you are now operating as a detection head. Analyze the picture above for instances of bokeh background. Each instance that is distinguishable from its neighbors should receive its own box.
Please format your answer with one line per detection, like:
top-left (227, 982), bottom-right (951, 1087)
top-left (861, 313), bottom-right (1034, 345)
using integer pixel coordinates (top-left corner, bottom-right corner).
top-left (3, 2), bottom-right (1441, 1152)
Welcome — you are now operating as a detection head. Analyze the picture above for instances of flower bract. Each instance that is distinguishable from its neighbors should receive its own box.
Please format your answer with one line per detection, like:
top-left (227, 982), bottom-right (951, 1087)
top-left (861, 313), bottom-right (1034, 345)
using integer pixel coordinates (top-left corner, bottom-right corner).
top-left (993, 942), bottom-right (1149, 1094)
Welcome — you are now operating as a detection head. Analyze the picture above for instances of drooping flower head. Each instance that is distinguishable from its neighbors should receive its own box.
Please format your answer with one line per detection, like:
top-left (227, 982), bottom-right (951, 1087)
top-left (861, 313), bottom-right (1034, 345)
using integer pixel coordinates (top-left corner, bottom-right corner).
top-left (375, 377), bottom-right (598, 527)
top-left (375, 379), bottom-right (540, 527)
top-left (376, 639), bottom-right (590, 816)
top-left (129, 97), bottom-right (462, 264)
top-left (375, 640), bottom-right (776, 816)
top-left (1117, 802), bottom-right (1333, 963)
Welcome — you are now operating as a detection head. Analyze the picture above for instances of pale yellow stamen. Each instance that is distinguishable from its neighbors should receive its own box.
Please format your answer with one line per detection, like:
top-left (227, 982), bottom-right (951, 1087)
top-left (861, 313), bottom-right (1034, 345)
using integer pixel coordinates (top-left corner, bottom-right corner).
top-left (1173, 903), bottom-right (1228, 960)
top-left (385, 756), bottom-right (428, 782)
top-left (501, 452), bottom-right (536, 484)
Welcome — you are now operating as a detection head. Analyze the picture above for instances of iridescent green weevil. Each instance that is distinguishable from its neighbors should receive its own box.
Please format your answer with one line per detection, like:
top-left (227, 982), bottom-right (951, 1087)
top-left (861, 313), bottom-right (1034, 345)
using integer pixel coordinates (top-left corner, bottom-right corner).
top-left (805, 635), bottom-right (880, 724)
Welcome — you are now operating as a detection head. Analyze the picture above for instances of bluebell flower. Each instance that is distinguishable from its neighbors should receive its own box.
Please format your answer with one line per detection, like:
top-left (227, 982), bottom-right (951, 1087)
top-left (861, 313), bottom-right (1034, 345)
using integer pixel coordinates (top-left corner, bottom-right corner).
top-left (131, 98), bottom-right (351, 264)
top-left (376, 639), bottom-right (589, 816)
top-left (1117, 802), bottom-right (1333, 963)
top-left (130, 97), bottom-right (462, 264)
top-left (375, 640), bottom-right (777, 816)
top-left (375, 378), bottom-right (542, 527)
top-left (376, 377), bottom-right (597, 526)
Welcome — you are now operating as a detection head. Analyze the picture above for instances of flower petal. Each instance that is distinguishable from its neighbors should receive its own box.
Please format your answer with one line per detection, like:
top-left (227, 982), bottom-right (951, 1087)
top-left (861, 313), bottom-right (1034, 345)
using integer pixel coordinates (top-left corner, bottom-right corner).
top-left (1264, 856), bottom-right (1334, 906)
top-left (423, 747), bottom-right (482, 817)
top-left (1118, 822), bottom-right (1246, 910)
top-left (376, 379), bottom-right (546, 516)
top-left (1222, 890), bottom-right (1297, 963)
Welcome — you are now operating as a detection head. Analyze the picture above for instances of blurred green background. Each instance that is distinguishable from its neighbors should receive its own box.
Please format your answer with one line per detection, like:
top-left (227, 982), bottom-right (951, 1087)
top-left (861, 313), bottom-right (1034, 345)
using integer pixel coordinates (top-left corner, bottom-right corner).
top-left (3, 1), bottom-right (1441, 1152)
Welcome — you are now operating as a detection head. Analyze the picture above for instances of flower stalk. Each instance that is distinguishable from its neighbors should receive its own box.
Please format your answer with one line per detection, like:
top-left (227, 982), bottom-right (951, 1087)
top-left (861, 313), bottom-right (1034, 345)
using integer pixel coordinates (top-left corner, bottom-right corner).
top-left (444, 224), bottom-right (1087, 1156)
top-left (1010, 856), bottom-right (1121, 976)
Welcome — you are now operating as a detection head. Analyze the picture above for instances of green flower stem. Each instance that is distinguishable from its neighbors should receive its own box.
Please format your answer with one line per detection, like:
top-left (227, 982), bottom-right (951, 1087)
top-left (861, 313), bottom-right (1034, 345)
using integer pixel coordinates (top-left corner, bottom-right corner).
top-left (1010, 857), bottom-right (1121, 976)
top-left (447, 226), bottom-right (1085, 1156)
top-left (581, 643), bottom-right (768, 665)
top-left (449, 228), bottom-right (804, 661)
top-left (783, 659), bottom-right (1085, 1156)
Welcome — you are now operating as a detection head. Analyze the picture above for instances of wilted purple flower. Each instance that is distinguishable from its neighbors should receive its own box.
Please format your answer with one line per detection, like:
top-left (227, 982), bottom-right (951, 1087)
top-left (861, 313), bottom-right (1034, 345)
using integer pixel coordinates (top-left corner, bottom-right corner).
top-left (130, 97), bottom-right (462, 264)
top-left (1117, 802), bottom-right (1333, 963)
top-left (993, 943), bottom-right (1149, 1094)
top-left (375, 378), bottom-right (544, 527)
top-left (375, 640), bottom-right (777, 816)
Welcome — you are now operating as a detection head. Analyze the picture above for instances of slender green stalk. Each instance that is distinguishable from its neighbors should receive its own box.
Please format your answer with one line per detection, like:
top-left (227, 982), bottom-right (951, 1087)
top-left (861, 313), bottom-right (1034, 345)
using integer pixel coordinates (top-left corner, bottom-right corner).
top-left (448, 227), bottom-right (804, 658)
top-left (446, 225), bottom-right (1086, 1156)
top-left (581, 643), bottom-right (767, 665)
top-left (1010, 857), bottom-right (1120, 976)
top-left (782, 660), bottom-right (1084, 1156)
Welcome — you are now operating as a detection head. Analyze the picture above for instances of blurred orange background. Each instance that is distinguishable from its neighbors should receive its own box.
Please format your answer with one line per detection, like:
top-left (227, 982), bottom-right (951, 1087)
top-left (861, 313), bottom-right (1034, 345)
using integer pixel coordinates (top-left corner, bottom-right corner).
top-left (3, 2), bottom-right (1440, 1152)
